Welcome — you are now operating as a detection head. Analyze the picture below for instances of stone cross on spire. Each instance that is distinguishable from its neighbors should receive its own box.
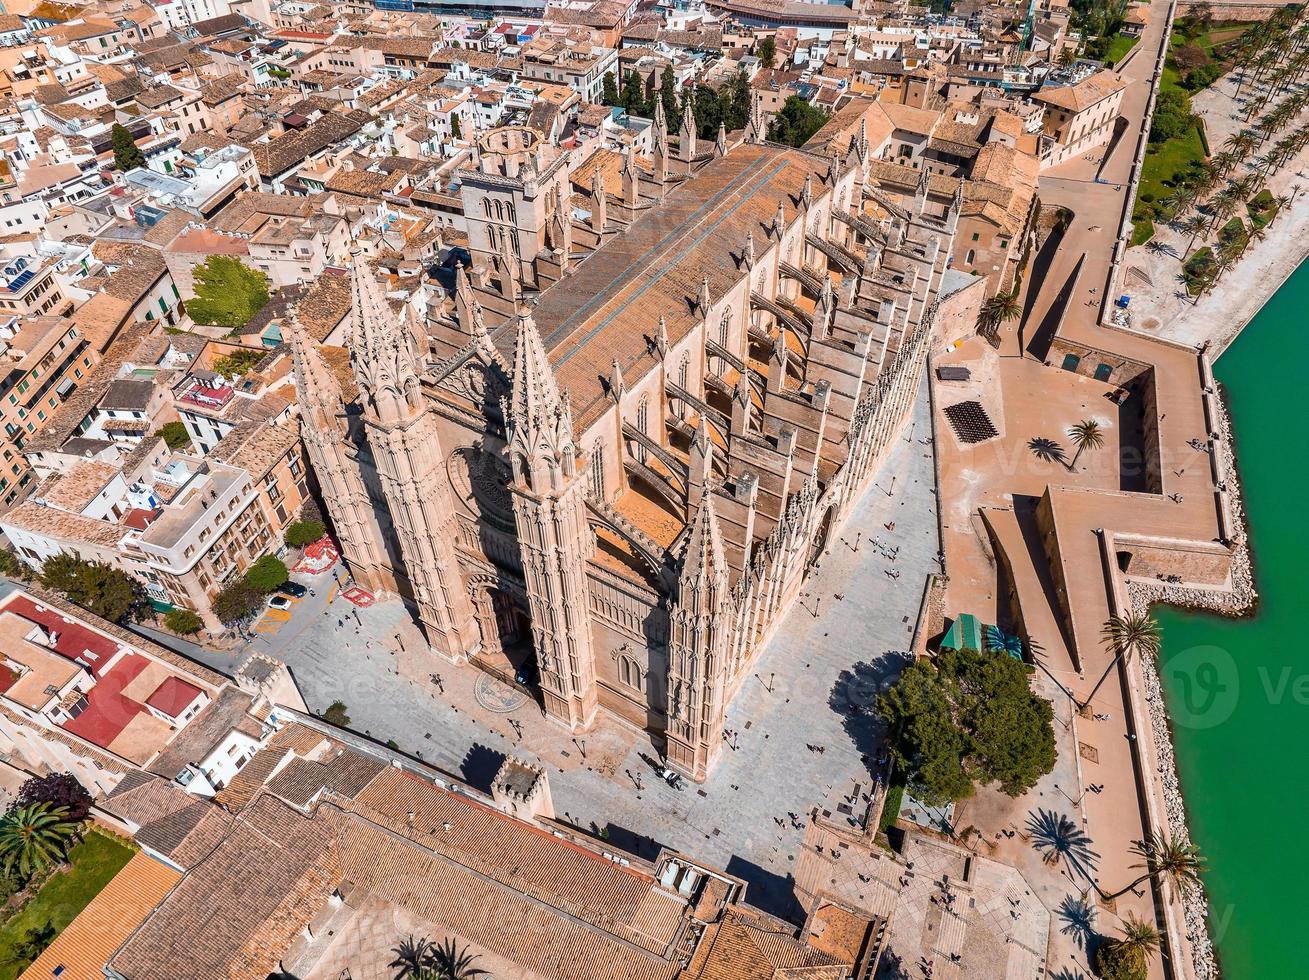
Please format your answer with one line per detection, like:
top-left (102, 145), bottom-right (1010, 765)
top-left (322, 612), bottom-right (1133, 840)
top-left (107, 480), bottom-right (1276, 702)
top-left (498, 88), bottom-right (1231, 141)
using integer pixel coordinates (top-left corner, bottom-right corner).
top-left (288, 315), bottom-right (343, 435)
top-left (349, 257), bottom-right (423, 425)
top-left (507, 304), bottom-right (577, 493)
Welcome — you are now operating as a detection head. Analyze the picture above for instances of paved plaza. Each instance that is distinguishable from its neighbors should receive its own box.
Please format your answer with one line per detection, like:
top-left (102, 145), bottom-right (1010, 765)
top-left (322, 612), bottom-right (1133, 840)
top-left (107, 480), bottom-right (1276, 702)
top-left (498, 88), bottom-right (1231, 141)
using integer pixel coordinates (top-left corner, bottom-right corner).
top-left (174, 387), bottom-right (941, 918)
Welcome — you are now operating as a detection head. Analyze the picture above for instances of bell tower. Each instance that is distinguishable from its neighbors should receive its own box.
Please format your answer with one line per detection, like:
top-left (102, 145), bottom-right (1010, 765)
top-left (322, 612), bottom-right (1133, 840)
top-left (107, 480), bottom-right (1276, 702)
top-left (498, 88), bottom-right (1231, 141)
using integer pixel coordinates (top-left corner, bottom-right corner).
top-left (666, 495), bottom-right (731, 781)
top-left (349, 259), bottom-right (480, 661)
top-left (504, 305), bottom-right (599, 731)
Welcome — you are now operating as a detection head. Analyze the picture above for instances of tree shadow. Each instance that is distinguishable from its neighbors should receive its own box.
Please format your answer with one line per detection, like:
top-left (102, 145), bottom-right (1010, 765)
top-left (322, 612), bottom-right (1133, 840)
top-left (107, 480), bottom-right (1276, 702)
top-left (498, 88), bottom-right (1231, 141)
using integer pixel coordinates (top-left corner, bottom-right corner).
top-left (459, 742), bottom-right (505, 794)
top-left (1026, 809), bottom-right (1100, 881)
top-left (1028, 437), bottom-right (1068, 467)
top-left (1057, 892), bottom-right (1097, 950)
top-left (827, 651), bottom-right (914, 772)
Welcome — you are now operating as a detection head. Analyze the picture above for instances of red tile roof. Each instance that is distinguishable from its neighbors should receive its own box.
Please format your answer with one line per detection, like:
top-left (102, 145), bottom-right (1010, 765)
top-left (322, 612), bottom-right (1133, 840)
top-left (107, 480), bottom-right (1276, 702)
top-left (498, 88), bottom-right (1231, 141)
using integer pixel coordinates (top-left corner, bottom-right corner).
top-left (146, 676), bottom-right (204, 717)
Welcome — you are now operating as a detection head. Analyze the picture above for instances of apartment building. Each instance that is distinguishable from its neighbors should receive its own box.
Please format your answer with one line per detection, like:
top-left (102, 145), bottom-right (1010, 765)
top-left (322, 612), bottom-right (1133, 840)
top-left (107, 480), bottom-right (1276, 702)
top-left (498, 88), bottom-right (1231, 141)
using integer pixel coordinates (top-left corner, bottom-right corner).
top-left (1032, 69), bottom-right (1127, 169)
top-left (0, 445), bottom-right (280, 628)
top-left (0, 314), bottom-right (97, 510)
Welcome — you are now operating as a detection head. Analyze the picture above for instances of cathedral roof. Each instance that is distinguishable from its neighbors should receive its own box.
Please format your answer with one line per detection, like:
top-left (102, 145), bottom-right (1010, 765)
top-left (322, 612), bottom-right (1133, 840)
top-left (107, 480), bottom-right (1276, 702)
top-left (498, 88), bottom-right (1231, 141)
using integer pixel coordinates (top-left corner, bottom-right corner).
top-left (496, 143), bottom-right (826, 432)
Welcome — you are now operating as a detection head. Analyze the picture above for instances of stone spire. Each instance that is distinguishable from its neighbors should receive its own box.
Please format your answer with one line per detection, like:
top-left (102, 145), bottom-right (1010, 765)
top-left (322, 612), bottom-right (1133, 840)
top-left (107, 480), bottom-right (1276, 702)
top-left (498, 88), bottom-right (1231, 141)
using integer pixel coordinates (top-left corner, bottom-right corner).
top-left (507, 305), bottom-right (577, 492)
top-left (679, 493), bottom-right (727, 598)
top-left (715, 121), bottom-right (728, 157)
top-left (688, 416), bottom-right (714, 511)
top-left (814, 277), bottom-right (835, 341)
top-left (505, 306), bottom-right (599, 731)
top-left (746, 96), bottom-right (766, 144)
top-left (679, 100), bottom-right (698, 162)
top-left (801, 173), bottom-right (813, 210)
top-left (742, 229), bottom-right (756, 270)
top-left (665, 492), bottom-right (730, 781)
top-left (914, 164), bottom-right (931, 214)
top-left (349, 258), bottom-right (423, 425)
top-left (652, 100), bottom-right (670, 188)
top-left (698, 276), bottom-right (712, 316)
top-left (590, 166), bottom-right (607, 234)
top-left (731, 371), bottom-right (752, 435)
top-left (288, 315), bottom-right (344, 435)
top-left (623, 145), bottom-right (640, 209)
top-left (654, 314), bottom-right (669, 359)
top-left (609, 357), bottom-right (626, 401)
top-left (772, 200), bottom-right (786, 239)
top-left (454, 263), bottom-right (486, 339)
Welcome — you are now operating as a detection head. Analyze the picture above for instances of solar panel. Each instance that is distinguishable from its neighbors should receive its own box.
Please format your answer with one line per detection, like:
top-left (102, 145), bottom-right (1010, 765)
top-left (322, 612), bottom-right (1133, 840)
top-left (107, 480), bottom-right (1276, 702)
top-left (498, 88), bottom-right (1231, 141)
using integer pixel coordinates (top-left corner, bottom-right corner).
top-left (943, 400), bottom-right (998, 444)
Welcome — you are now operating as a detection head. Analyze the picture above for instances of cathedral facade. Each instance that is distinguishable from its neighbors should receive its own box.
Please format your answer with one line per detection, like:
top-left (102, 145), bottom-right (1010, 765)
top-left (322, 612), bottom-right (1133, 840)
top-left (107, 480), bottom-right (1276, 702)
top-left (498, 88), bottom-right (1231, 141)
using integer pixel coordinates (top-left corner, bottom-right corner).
top-left (292, 113), bottom-right (983, 780)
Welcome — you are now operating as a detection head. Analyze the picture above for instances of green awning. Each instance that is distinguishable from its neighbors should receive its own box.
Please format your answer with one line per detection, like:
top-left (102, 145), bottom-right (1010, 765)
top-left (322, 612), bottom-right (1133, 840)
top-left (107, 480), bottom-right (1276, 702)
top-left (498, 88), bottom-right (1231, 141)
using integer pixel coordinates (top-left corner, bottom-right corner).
top-left (942, 613), bottom-right (984, 652)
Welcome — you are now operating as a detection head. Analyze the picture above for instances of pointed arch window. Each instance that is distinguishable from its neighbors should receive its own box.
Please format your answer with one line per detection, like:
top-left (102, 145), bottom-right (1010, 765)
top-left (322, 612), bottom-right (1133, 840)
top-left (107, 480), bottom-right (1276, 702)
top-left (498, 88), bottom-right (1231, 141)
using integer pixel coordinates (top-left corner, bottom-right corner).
top-left (718, 310), bottom-right (731, 349)
top-left (619, 654), bottom-right (645, 693)
top-left (635, 396), bottom-right (650, 462)
top-left (590, 444), bottom-right (605, 500)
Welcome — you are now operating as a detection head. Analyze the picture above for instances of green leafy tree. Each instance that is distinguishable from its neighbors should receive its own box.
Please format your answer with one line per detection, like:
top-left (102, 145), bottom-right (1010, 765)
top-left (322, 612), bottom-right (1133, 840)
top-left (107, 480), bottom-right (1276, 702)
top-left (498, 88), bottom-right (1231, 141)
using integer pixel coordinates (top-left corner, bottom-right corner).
top-left (211, 347), bottom-right (266, 378)
top-left (213, 580), bottom-right (263, 624)
top-left (601, 70), bottom-right (619, 106)
top-left (40, 554), bottom-right (152, 624)
top-left (111, 123), bottom-right (145, 171)
top-left (450, 113), bottom-right (462, 139)
top-left (164, 608), bottom-right (205, 635)
top-left (877, 647), bottom-right (1057, 805)
top-left (322, 700), bottom-right (351, 726)
top-left (16, 773), bottom-right (93, 823)
top-left (243, 554), bottom-right (289, 593)
top-left (0, 548), bottom-right (34, 582)
top-left (185, 255), bottom-right (271, 329)
top-left (0, 803), bottom-right (77, 877)
top-left (767, 95), bottom-right (830, 147)
top-left (758, 36), bottom-right (776, 69)
top-left (155, 420), bottom-right (191, 450)
top-left (1149, 88), bottom-right (1195, 143)
top-left (285, 519), bottom-right (326, 549)
top-left (619, 70), bottom-right (648, 116)
top-left (659, 65), bottom-right (681, 132)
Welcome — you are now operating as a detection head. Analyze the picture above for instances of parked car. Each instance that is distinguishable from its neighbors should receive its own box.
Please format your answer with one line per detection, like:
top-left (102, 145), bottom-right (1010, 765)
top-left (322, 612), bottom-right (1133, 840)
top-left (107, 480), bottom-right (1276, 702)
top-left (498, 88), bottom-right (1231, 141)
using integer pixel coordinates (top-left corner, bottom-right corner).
top-left (279, 581), bottom-right (308, 598)
top-left (267, 594), bottom-right (294, 611)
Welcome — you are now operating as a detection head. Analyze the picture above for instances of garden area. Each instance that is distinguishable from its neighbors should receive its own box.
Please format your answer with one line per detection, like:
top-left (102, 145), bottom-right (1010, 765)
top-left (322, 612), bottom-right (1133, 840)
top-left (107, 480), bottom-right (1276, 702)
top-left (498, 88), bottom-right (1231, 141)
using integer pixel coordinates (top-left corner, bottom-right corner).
top-left (1131, 14), bottom-right (1262, 242)
top-left (0, 774), bottom-right (130, 978)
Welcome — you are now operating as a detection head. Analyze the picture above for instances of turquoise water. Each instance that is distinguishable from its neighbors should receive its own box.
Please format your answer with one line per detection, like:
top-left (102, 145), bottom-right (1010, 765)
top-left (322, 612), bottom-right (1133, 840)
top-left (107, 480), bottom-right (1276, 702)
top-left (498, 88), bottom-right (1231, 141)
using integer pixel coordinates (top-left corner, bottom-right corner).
top-left (1155, 260), bottom-right (1309, 979)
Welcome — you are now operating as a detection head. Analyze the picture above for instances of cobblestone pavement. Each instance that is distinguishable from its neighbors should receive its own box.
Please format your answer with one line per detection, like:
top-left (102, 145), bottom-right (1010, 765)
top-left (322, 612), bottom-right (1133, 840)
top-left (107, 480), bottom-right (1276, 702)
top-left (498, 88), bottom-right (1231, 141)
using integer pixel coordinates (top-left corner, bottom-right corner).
top-left (144, 388), bottom-right (941, 919)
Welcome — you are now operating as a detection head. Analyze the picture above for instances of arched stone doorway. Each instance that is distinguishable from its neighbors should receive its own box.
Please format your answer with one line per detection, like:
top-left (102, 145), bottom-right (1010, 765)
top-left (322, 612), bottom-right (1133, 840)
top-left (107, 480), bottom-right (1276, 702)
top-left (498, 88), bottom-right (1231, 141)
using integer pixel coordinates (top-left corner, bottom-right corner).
top-left (470, 582), bottom-right (538, 688)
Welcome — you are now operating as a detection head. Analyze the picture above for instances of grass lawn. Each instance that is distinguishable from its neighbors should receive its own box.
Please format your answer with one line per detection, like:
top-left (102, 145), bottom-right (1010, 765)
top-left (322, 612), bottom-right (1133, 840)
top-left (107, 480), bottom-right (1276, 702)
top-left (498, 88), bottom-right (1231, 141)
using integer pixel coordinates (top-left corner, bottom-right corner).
top-left (1138, 119), bottom-right (1207, 204)
top-left (1105, 32), bottom-right (1140, 67)
top-left (0, 832), bottom-right (135, 979)
top-left (878, 782), bottom-right (906, 835)
top-left (1131, 217), bottom-right (1155, 246)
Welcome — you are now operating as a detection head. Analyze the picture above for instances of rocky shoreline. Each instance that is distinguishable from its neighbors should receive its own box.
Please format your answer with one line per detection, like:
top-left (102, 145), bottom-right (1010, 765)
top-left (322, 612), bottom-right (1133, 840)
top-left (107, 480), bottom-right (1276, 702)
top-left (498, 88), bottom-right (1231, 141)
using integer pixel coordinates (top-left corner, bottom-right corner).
top-left (1126, 394), bottom-right (1255, 980)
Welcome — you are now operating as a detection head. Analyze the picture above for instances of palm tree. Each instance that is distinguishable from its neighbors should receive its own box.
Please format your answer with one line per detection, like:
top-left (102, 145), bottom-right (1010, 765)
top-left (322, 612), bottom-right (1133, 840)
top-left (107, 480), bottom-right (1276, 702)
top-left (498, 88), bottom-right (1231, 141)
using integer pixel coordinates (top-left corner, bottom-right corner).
top-left (1182, 213), bottom-right (1208, 253)
top-left (1066, 419), bottom-right (1104, 470)
top-left (1106, 829), bottom-right (1207, 900)
top-left (975, 290), bottom-right (1021, 344)
top-left (1078, 611), bottom-right (1161, 710)
top-left (0, 803), bottom-right (76, 877)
